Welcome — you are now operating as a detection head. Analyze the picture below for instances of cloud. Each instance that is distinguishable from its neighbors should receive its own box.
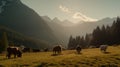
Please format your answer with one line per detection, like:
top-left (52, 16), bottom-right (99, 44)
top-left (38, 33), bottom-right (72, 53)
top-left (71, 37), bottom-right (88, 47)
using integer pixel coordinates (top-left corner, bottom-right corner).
top-left (59, 5), bottom-right (98, 22)
top-left (59, 5), bottom-right (72, 13)
top-left (72, 12), bottom-right (98, 22)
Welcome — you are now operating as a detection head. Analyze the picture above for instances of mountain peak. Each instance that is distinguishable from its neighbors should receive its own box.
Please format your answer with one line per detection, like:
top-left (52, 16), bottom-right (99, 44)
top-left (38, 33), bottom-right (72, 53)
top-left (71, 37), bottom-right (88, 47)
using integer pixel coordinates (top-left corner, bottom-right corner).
top-left (63, 20), bottom-right (72, 23)
top-left (100, 17), bottom-right (111, 21)
top-left (52, 17), bottom-right (61, 23)
top-left (41, 16), bottom-right (52, 22)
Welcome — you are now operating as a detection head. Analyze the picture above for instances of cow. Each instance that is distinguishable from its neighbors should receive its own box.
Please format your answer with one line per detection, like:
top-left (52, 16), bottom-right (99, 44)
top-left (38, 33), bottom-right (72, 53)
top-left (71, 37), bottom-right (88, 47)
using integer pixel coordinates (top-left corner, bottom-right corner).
top-left (53, 45), bottom-right (62, 55)
top-left (6, 47), bottom-right (22, 59)
top-left (100, 45), bottom-right (108, 53)
top-left (76, 45), bottom-right (82, 54)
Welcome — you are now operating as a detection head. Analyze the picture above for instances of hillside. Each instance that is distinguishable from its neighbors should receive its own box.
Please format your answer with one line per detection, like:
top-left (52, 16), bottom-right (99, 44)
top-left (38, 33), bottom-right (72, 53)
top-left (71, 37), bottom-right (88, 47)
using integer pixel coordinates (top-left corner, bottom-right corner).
top-left (0, 0), bottom-right (57, 43)
top-left (0, 46), bottom-right (120, 67)
top-left (42, 16), bottom-right (115, 45)
top-left (0, 25), bottom-right (51, 49)
top-left (42, 16), bottom-right (69, 44)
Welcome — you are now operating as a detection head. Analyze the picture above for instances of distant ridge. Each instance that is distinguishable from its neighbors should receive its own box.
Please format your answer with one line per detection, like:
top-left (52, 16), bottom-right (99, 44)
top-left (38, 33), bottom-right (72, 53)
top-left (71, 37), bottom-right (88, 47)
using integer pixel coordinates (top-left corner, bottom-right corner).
top-left (0, 0), bottom-right (57, 43)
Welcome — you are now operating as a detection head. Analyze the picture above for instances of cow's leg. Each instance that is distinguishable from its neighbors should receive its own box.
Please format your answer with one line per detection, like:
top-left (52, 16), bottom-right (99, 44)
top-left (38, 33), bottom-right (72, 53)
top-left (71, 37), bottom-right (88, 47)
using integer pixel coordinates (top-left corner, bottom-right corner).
top-left (8, 53), bottom-right (11, 59)
top-left (57, 51), bottom-right (59, 54)
top-left (53, 51), bottom-right (55, 54)
top-left (78, 50), bottom-right (80, 54)
top-left (55, 50), bottom-right (57, 54)
top-left (7, 52), bottom-right (12, 59)
top-left (104, 49), bottom-right (106, 52)
top-left (14, 53), bottom-right (17, 58)
top-left (17, 51), bottom-right (22, 57)
top-left (101, 49), bottom-right (103, 52)
top-left (59, 51), bottom-right (61, 54)
top-left (6, 53), bottom-right (8, 58)
top-left (59, 50), bottom-right (61, 54)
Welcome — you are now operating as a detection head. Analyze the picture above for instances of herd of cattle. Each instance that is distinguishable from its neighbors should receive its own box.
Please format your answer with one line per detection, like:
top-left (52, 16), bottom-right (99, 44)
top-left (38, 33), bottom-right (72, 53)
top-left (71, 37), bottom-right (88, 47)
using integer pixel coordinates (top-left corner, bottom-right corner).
top-left (6, 45), bottom-right (108, 59)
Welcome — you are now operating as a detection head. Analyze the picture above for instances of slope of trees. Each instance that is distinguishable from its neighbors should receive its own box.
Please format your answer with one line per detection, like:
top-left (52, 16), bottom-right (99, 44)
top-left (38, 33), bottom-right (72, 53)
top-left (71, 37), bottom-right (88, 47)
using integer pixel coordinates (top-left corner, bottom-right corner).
top-left (0, 32), bottom-right (8, 53)
top-left (0, 25), bottom-right (51, 53)
top-left (68, 17), bottom-right (120, 49)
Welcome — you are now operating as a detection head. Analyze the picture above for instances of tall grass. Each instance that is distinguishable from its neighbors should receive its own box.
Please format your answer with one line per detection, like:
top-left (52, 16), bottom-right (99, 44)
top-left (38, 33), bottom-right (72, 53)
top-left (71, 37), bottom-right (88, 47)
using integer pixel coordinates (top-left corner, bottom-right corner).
top-left (0, 46), bottom-right (120, 67)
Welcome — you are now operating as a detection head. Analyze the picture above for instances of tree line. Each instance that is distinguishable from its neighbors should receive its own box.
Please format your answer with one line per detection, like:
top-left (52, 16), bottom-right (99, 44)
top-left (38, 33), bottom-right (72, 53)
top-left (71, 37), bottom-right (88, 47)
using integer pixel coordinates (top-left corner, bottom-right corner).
top-left (0, 27), bottom-right (50, 53)
top-left (68, 17), bottom-right (120, 49)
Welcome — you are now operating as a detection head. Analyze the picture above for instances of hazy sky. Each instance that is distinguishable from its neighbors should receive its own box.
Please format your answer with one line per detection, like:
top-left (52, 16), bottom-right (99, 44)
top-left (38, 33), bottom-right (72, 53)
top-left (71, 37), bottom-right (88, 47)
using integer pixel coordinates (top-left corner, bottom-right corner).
top-left (21, 0), bottom-right (120, 23)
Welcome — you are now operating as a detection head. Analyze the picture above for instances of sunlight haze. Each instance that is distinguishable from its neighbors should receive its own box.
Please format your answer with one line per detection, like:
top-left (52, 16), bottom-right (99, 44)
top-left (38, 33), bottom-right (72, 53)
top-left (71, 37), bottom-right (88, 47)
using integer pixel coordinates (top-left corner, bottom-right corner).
top-left (21, 0), bottom-right (120, 23)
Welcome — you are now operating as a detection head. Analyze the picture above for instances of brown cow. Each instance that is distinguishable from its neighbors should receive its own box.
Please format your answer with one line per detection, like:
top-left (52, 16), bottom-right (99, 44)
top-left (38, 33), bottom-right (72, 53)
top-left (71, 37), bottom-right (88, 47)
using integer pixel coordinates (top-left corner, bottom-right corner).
top-left (53, 45), bottom-right (62, 55)
top-left (100, 45), bottom-right (108, 53)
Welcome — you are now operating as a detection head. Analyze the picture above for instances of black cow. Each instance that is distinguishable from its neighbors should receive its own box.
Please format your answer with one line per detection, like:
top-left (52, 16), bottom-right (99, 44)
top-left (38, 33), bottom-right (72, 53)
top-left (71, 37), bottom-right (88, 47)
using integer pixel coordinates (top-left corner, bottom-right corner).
top-left (6, 47), bottom-right (22, 59)
top-left (76, 45), bottom-right (82, 54)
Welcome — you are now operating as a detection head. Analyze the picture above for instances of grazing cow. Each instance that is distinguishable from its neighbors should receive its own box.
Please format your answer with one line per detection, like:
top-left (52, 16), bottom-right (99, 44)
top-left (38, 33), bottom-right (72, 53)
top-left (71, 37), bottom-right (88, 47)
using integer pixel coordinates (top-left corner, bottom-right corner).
top-left (53, 45), bottom-right (62, 55)
top-left (6, 47), bottom-right (22, 59)
top-left (100, 45), bottom-right (108, 52)
top-left (76, 45), bottom-right (82, 54)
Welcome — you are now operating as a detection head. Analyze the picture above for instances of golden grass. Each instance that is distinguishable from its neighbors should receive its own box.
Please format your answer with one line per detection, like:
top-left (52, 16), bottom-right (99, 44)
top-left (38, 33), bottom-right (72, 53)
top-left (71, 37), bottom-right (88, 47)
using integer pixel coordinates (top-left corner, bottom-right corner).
top-left (0, 46), bottom-right (120, 67)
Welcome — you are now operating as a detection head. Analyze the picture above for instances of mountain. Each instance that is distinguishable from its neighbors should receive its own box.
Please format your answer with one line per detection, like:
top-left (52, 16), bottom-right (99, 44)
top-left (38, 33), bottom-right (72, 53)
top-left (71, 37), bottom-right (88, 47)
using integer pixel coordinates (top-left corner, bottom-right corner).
top-left (69, 17), bottom-right (115, 36)
top-left (62, 20), bottom-right (74, 26)
top-left (63, 17), bottom-right (115, 37)
top-left (42, 16), bottom-right (68, 44)
top-left (0, 0), bottom-right (57, 43)
top-left (52, 17), bottom-right (74, 26)
top-left (42, 16), bottom-right (116, 45)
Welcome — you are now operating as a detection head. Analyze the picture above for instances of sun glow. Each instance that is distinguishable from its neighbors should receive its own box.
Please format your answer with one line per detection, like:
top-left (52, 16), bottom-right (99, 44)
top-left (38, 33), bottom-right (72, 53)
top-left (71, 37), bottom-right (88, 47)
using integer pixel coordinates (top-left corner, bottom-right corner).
top-left (59, 5), bottom-right (98, 23)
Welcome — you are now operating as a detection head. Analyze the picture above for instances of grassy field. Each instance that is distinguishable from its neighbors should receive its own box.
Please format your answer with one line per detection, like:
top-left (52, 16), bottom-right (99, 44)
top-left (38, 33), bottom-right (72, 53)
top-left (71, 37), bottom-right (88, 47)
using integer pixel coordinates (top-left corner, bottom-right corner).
top-left (0, 46), bottom-right (120, 67)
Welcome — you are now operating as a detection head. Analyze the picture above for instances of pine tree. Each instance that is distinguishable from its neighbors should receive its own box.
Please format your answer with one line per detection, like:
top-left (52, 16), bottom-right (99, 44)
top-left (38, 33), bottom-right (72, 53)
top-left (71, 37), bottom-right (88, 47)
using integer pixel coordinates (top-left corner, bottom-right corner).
top-left (68, 35), bottom-right (73, 49)
top-left (2, 32), bottom-right (9, 51)
top-left (85, 34), bottom-right (92, 47)
top-left (91, 26), bottom-right (101, 47)
top-left (106, 25), bottom-right (111, 45)
top-left (0, 40), bottom-right (3, 53)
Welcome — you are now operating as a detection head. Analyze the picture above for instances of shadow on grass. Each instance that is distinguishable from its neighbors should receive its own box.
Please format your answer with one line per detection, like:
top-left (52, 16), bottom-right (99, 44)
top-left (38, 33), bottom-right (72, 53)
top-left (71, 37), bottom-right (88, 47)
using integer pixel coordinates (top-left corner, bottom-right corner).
top-left (99, 64), bottom-right (118, 67)
top-left (51, 54), bottom-right (62, 56)
top-left (0, 58), bottom-right (8, 61)
top-left (35, 62), bottom-right (48, 67)
top-left (0, 57), bottom-right (18, 61)
top-left (103, 52), bottom-right (111, 54)
top-left (20, 64), bottom-right (30, 67)
top-left (0, 65), bottom-right (4, 67)
top-left (11, 64), bottom-right (30, 67)
top-left (75, 52), bottom-right (82, 55)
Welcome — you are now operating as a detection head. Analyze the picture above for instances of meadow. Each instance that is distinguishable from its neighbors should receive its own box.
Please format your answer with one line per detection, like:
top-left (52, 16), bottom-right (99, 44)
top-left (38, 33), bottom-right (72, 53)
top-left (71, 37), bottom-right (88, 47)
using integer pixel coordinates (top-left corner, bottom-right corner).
top-left (0, 46), bottom-right (120, 67)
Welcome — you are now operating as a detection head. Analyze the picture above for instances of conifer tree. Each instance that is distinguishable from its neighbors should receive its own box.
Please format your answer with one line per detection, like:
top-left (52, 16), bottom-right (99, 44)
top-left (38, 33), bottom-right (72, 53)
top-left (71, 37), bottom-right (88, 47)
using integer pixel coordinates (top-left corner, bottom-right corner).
top-left (2, 32), bottom-right (9, 51)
